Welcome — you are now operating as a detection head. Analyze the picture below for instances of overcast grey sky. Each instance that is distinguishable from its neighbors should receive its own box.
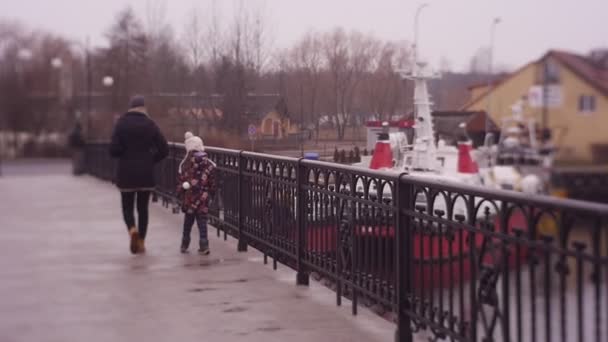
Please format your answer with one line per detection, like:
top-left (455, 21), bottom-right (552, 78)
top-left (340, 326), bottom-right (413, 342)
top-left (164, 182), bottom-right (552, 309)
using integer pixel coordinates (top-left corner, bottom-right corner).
top-left (1, 0), bottom-right (606, 72)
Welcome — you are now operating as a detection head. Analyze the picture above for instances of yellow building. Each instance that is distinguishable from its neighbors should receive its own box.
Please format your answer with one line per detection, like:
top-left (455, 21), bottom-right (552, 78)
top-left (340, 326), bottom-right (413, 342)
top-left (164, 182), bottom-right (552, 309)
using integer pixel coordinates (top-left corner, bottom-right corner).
top-left (252, 97), bottom-right (300, 140)
top-left (259, 110), bottom-right (299, 139)
top-left (462, 50), bottom-right (608, 164)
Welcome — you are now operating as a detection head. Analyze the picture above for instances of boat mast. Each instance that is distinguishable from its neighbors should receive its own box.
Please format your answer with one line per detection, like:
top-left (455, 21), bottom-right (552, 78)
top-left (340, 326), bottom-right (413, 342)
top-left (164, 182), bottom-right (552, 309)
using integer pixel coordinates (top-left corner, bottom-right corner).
top-left (404, 61), bottom-right (439, 171)
top-left (394, 3), bottom-right (440, 172)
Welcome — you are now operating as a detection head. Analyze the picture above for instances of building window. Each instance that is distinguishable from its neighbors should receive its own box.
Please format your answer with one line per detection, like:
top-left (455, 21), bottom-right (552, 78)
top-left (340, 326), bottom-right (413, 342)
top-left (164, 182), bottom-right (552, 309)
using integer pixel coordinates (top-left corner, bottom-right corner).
top-left (537, 59), bottom-right (560, 84)
top-left (578, 95), bottom-right (596, 113)
top-left (544, 60), bottom-right (560, 83)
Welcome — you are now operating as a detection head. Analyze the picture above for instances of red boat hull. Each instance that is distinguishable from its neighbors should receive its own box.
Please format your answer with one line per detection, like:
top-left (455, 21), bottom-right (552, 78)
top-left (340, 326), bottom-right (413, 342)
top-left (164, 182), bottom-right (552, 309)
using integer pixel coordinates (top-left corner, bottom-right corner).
top-left (304, 211), bottom-right (530, 289)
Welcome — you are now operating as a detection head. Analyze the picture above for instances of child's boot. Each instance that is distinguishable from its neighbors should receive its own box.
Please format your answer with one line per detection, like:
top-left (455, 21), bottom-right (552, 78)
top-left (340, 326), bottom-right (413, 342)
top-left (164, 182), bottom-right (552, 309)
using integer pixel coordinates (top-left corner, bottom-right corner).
top-left (180, 238), bottom-right (190, 253)
top-left (198, 240), bottom-right (210, 255)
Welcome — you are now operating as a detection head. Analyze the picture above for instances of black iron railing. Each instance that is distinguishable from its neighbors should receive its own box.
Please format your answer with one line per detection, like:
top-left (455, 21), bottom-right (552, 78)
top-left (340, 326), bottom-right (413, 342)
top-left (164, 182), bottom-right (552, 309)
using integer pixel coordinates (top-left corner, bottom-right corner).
top-left (84, 142), bottom-right (608, 342)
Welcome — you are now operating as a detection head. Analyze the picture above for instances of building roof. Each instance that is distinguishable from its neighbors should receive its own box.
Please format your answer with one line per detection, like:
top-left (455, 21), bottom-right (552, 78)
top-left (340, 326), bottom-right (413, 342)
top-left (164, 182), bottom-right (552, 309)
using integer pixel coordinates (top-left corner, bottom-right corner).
top-left (244, 94), bottom-right (290, 122)
top-left (466, 73), bottom-right (510, 90)
top-left (461, 49), bottom-right (608, 110)
top-left (550, 50), bottom-right (608, 96)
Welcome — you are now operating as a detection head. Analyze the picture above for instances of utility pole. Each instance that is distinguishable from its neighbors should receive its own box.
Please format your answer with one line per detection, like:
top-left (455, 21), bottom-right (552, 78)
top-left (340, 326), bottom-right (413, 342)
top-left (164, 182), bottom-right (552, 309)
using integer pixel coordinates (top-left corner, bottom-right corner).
top-left (485, 17), bottom-right (501, 140)
top-left (542, 59), bottom-right (549, 141)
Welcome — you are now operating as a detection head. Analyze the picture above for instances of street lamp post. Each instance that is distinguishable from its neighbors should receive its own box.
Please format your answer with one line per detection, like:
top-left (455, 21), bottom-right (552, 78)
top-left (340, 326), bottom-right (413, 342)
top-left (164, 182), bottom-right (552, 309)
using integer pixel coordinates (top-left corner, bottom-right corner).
top-left (103, 76), bottom-right (114, 88)
top-left (485, 17), bottom-right (501, 140)
top-left (102, 75), bottom-right (114, 114)
top-left (413, 3), bottom-right (429, 67)
top-left (16, 48), bottom-right (33, 86)
top-left (51, 57), bottom-right (63, 114)
top-left (87, 75), bottom-right (115, 140)
top-left (49, 57), bottom-right (63, 144)
top-left (102, 76), bottom-right (114, 88)
top-left (63, 39), bottom-right (93, 138)
top-left (51, 57), bottom-right (63, 69)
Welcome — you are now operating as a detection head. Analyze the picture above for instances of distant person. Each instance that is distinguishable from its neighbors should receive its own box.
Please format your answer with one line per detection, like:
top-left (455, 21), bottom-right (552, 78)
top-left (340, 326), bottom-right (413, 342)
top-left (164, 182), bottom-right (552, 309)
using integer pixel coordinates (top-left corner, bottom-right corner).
top-left (68, 121), bottom-right (86, 175)
top-left (109, 95), bottom-right (169, 254)
top-left (176, 132), bottom-right (216, 255)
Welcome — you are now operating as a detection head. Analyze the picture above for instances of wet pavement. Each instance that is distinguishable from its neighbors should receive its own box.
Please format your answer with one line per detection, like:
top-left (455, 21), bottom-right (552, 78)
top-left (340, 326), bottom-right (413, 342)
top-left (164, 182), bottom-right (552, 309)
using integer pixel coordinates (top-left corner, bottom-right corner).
top-left (0, 162), bottom-right (394, 342)
top-left (0, 158), bottom-right (71, 176)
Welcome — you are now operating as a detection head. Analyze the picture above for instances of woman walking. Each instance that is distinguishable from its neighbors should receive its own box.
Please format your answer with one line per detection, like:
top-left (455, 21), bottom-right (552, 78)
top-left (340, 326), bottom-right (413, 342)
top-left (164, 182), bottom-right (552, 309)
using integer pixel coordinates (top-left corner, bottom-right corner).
top-left (109, 95), bottom-right (169, 254)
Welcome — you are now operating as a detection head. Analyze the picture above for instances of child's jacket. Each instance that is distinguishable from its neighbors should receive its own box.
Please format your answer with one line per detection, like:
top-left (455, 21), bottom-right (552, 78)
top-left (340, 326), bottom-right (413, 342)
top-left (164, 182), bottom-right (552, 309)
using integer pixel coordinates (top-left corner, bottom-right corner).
top-left (177, 151), bottom-right (216, 215)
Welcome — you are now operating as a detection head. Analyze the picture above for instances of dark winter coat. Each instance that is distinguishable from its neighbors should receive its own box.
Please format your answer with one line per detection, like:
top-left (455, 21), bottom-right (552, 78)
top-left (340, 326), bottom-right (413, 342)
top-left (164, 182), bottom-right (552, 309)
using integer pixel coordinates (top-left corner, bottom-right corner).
top-left (176, 151), bottom-right (217, 215)
top-left (109, 109), bottom-right (169, 191)
top-left (68, 124), bottom-right (85, 149)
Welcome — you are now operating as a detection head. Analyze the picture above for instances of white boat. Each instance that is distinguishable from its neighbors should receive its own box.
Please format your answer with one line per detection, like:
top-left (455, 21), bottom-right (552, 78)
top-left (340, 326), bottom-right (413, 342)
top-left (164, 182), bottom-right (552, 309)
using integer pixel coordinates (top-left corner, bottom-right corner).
top-left (476, 99), bottom-right (556, 194)
top-left (352, 51), bottom-right (562, 228)
top-left (358, 60), bottom-right (554, 192)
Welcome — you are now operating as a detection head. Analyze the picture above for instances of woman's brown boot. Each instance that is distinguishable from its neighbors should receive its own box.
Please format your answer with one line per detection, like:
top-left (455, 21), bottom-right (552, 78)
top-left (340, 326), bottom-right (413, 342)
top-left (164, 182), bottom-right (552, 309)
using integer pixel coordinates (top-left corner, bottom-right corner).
top-left (137, 238), bottom-right (146, 254)
top-left (128, 227), bottom-right (139, 254)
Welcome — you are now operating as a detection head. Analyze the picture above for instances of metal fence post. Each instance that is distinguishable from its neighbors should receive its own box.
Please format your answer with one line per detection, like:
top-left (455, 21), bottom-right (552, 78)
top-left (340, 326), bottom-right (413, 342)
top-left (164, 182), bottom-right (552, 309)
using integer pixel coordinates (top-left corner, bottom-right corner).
top-left (395, 173), bottom-right (413, 342)
top-left (237, 151), bottom-right (248, 252)
top-left (296, 158), bottom-right (309, 286)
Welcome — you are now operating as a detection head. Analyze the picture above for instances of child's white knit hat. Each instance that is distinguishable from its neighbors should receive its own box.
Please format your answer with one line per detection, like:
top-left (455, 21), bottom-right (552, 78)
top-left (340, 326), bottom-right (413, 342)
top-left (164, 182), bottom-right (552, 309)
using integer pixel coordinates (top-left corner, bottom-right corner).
top-left (179, 132), bottom-right (205, 174)
top-left (184, 131), bottom-right (204, 152)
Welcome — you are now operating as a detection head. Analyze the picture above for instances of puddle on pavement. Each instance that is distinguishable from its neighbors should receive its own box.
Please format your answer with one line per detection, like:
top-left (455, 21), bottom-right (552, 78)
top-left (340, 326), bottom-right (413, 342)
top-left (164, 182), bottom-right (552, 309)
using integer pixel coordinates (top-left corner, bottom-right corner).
top-left (183, 257), bottom-right (241, 268)
top-left (188, 287), bottom-right (219, 293)
top-left (257, 326), bottom-right (282, 332)
top-left (196, 277), bottom-right (249, 285)
top-left (223, 306), bottom-right (248, 313)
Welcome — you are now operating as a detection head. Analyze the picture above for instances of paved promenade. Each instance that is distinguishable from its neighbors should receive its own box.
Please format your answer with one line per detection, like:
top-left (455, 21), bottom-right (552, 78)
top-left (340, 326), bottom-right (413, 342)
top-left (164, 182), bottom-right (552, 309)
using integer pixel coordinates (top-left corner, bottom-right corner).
top-left (0, 161), bottom-right (394, 342)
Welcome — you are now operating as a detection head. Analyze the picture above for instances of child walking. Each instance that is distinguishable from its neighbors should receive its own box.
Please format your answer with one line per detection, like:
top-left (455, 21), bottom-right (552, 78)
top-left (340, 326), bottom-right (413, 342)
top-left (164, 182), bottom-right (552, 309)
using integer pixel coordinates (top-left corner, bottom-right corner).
top-left (177, 132), bottom-right (216, 254)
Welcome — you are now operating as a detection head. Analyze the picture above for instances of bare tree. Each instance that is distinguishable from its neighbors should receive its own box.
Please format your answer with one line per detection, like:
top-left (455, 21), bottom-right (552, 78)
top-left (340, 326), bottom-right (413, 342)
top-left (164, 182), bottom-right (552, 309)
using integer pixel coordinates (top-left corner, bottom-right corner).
top-left (204, 0), bottom-right (223, 68)
top-left (322, 28), bottom-right (349, 140)
top-left (366, 42), bottom-right (396, 121)
top-left (104, 6), bottom-right (149, 104)
top-left (6, 11), bottom-right (481, 149)
top-left (292, 31), bottom-right (323, 140)
top-left (0, 24), bottom-right (74, 137)
top-left (322, 29), bottom-right (378, 140)
top-left (145, 0), bottom-right (167, 42)
top-left (0, 23), bottom-right (32, 137)
top-left (364, 40), bottom-right (411, 121)
top-left (227, 0), bottom-right (273, 78)
top-left (344, 32), bottom-right (378, 125)
top-left (245, 2), bottom-right (273, 75)
top-left (229, 0), bottom-right (247, 66)
top-left (182, 8), bottom-right (205, 70)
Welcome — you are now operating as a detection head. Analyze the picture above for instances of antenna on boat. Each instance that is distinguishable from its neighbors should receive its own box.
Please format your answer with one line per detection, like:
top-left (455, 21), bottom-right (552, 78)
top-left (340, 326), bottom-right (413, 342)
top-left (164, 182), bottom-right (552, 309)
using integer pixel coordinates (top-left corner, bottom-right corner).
top-left (398, 3), bottom-right (441, 171)
top-left (485, 17), bottom-right (502, 144)
top-left (413, 3), bottom-right (429, 70)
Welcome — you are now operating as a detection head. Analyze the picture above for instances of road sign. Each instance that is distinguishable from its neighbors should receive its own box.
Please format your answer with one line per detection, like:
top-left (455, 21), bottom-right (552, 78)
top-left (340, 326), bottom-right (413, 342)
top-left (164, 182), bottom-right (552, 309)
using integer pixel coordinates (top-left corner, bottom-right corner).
top-left (248, 124), bottom-right (257, 139)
